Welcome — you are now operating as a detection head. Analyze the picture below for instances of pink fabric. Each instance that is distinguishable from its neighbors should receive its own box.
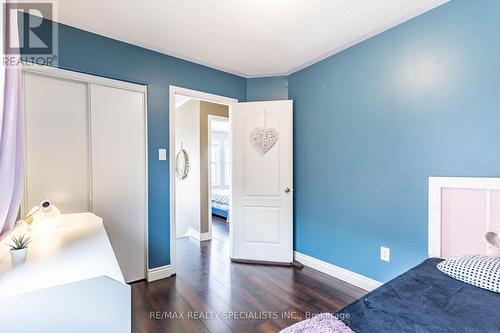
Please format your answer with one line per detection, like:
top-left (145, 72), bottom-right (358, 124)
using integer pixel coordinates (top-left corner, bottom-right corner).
top-left (441, 188), bottom-right (487, 257)
top-left (280, 313), bottom-right (353, 333)
top-left (0, 1), bottom-right (24, 236)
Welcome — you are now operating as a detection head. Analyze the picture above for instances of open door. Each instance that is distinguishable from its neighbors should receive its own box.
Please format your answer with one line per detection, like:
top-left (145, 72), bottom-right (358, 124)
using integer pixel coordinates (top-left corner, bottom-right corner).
top-left (231, 100), bottom-right (293, 264)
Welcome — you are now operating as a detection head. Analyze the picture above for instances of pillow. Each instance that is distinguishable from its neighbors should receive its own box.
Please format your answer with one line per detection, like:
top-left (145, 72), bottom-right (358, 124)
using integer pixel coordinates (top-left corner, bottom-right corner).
top-left (437, 255), bottom-right (500, 293)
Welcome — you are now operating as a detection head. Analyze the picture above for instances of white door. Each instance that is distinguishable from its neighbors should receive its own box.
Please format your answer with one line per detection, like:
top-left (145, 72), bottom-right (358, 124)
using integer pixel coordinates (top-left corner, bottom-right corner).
top-left (231, 100), bottom-right (293, 263)
top-left (23, 73), bottom-right (90, 214)
top-left (90, 84), bottom-right (147, 282)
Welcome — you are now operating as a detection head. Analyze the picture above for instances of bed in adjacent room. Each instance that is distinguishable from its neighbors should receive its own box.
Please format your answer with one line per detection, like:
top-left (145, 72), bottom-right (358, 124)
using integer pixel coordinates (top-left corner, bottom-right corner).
top-left (211, 188), bottom-right (230, 219)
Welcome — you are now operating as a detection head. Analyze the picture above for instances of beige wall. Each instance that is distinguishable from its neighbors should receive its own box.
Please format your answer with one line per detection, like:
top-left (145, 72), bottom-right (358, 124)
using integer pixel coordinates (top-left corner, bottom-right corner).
top-left (199, 101), bottom-right (229, 233)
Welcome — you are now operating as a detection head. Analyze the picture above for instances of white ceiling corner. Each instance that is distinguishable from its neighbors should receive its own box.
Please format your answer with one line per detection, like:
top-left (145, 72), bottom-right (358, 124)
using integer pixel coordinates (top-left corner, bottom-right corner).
top-left (53, 0), bottom-right (449, 78)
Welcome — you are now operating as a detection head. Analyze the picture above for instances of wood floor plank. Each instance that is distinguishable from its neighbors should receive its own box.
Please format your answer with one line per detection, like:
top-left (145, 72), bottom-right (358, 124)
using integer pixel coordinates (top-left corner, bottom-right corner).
top-left (132, 217), bottom-right (367, 332)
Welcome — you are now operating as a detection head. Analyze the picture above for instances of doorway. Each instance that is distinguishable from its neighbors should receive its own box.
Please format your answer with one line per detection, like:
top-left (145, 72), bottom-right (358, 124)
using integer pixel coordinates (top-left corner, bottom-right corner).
top-left (168, 86), bottom-right (294, 279)
top-left (169, 86), bottom-right (237, 276)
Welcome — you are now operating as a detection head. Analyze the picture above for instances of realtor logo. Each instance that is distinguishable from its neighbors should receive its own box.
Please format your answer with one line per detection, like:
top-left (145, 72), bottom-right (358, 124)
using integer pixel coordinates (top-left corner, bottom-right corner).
top-left (3, 1), bottom-right (58, 65)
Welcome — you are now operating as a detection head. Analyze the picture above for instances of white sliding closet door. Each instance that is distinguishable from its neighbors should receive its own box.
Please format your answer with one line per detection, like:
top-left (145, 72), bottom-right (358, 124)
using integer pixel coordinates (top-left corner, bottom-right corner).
top-left (24, 73), bottom-right (90, 214)
top-left (90, 84), bottom-right (147, 283)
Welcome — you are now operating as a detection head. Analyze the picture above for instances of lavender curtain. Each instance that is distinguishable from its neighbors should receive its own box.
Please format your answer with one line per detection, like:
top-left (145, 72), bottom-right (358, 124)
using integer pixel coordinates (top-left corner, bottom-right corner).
top-left (0, 2), bottom-right (24, 236)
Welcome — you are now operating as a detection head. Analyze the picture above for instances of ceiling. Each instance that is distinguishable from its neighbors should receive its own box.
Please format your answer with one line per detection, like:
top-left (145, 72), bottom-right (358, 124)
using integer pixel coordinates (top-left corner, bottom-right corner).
top-left (53, 0), bottom-right (448, 77)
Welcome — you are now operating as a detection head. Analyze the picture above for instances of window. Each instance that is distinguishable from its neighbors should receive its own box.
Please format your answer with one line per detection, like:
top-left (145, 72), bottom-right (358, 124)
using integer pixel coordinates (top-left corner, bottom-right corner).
top-left (211, 139), bottom-right (221, 186)
top-left (210, 121), bottom-right (230, 189)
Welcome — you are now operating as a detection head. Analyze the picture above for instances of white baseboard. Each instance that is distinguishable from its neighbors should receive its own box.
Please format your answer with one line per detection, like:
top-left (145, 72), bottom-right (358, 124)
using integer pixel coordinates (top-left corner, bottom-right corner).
top-left (184, 227), bottom-right (211, 241)
top-left (147, 265), bottom-right (175, 282)
top-left (294, 251), bottom-right (382, 292)
top-left (184, 227), bottom-right (199, 239)
top-left (199, 232), bottom-right (211, 241)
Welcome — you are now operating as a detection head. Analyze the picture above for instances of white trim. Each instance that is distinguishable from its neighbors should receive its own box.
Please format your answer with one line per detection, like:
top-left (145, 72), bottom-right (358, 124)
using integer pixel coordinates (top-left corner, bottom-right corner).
top-left (147, 265), bottom-right (175, 282)
top-left (429, 177), bottom-right (500, 190)
top-left (200, 232), bottom-right (211, 241)
top-left (169, 85), bottom-right (238, 278)
top-left (428, 177), bottom-right (500, 258)
top-left (21, 67), bottom-right (28, 215)
top-left (21, 63), bottom-right (146, 93)
top-left (183, 227), bottom-right (211, 241)
top-left (486, 190), bottom-right (492, 231)
top-left (21, 64), bottom-right (149, 281)
top-left (294, 251), bottom-right (382, 292)
top-left (142, 87), bottom-right (150, 278)
top-left (87, 83), bottom-right (93, 213)
top-left (170, 86), bottom-right (238, 105)
top-left (184, 227), bottom-right (199, 239)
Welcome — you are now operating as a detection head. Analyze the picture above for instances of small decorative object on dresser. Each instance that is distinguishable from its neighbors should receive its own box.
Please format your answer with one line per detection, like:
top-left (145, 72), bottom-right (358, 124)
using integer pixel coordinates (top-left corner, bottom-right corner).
top-left (8, 234), bottom-right (31, 264)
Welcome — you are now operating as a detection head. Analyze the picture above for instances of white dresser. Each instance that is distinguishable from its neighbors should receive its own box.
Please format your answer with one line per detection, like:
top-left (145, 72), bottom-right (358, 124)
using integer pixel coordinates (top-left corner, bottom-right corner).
top-left (0, 213), bottom-right (130, 332)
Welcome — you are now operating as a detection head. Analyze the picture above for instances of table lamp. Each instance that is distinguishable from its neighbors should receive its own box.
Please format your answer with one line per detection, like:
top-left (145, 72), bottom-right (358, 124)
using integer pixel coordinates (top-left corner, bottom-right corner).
top-left (22, 200), bottom-right (61, 231)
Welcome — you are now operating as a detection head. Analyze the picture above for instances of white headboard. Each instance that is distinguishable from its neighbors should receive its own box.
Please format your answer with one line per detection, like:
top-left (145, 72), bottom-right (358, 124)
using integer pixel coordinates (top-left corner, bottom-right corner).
top-left (428, 177), bottom-right (500, 258)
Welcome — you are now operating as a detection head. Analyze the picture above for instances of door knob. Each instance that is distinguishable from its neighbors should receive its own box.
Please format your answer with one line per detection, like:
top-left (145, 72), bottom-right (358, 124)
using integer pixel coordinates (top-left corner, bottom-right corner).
top-left (284, 187), bottom-right (291, 193)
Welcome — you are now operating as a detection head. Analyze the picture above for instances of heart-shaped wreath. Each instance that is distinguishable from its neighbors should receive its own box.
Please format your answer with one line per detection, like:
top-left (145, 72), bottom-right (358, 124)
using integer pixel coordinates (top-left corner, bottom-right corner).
top-left (250, 127), bottom-right (278, 155)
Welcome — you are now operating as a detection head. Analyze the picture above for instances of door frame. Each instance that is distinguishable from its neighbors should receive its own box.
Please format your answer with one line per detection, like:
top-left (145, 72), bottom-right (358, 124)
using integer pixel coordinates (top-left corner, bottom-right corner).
top-left (207, 114), bottom-right (231, 240)
top-left (168, 85), bottom-right (237, 277)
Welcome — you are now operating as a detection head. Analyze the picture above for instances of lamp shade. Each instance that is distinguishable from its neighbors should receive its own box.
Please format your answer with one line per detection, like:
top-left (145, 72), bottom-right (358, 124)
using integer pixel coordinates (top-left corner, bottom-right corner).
top-left (27, 200), bottom-right (61, 231)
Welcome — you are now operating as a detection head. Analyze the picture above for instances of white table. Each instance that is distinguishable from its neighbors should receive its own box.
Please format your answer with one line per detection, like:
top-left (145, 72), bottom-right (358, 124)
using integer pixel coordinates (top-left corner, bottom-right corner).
top-left (0, 212), bottom-right (125, 298)
top-left (0, 213), bottom-right (130, 332)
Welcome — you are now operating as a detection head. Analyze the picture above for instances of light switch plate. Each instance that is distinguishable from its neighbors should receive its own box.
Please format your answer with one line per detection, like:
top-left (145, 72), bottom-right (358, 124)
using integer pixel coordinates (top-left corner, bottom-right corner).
top-left (158, 148), bottom-right (167, 161)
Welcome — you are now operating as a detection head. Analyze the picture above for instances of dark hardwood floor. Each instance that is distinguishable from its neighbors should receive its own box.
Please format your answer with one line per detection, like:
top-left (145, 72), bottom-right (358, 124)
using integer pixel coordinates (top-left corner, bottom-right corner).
top-left (132, 216), bottom-right (366, 333)
top-left (211, 216), bottom-right (230, 242)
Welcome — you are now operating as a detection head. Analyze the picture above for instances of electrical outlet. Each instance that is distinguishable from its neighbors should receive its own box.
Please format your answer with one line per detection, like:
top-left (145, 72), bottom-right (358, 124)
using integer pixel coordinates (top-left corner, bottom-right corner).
top-left (380, 246), bottom-right (390, 262)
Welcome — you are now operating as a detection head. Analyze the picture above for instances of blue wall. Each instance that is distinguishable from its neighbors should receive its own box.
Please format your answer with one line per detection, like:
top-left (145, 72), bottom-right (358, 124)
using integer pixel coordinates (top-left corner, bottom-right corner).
top-left (21, 0), bottom-right (500, 282)
top-left (37, 20), bottom-right (247, 269)
top-left (246, 76), bottom-right (288, 101)
top-left (288, 0), bottom-right (500, 282)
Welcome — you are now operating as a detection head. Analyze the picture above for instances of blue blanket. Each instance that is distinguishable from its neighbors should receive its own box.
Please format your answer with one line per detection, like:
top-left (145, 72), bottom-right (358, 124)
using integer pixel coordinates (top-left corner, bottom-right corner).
top-left (338, 258), bottom-right (500, 332)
